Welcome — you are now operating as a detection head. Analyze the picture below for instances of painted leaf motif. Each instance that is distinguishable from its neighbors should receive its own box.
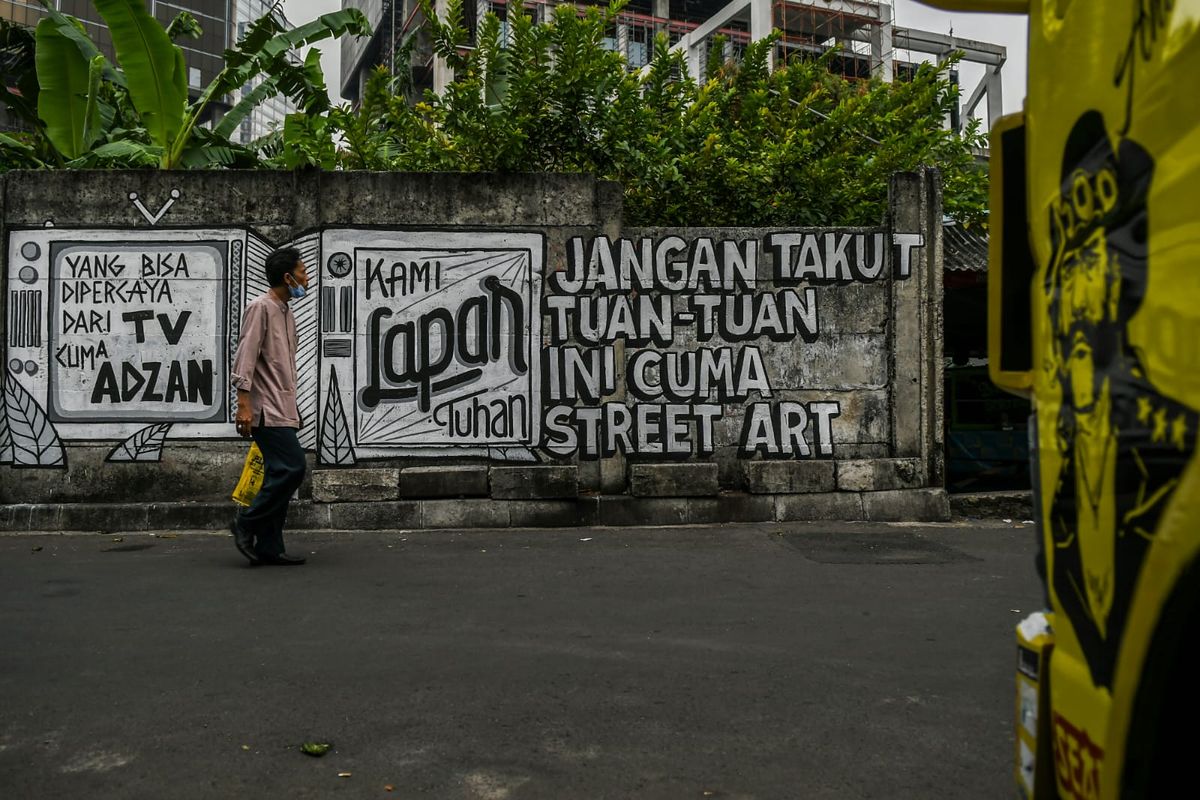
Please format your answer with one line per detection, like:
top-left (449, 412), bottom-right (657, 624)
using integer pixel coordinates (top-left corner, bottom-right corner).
top-left (3, 374), bottom-right (65, 468)
top-left (0, 396), bottom-right (12, 464)
top-left (488, 446), bottom-right (538, 462)
top-left (318, 368), bottom-right (355, 466)
top-left (106, 423), bottom-right (173, 463)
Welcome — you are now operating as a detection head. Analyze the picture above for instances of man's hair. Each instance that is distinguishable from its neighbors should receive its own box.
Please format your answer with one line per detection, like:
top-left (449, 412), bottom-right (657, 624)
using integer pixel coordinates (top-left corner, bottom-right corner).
top-left (265, 247), bottom-right (301, 288)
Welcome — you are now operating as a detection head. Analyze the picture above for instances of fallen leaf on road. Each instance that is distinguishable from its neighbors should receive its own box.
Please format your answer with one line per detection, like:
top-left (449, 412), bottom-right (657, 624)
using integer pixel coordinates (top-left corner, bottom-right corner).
top-left (112, 537), bottom-right (124, 543)
top-left (301, 742), bottom-right (332, 757)
top-left (337, 772), bottom-right (352, 778)
top-left (384, 785), bottom-right (394, 792)
top-left (31, 546), bottom-right (43, 552)
top-left (157, 533), bottom-right (178, 539)
top-left (580, 537), bottom-right (593, 542)
top-left (241, 745), bottom-right (250, 751)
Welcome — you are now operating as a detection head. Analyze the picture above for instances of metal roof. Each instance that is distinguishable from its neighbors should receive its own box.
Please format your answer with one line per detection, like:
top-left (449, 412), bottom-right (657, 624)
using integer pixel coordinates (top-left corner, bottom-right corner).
top-left (943, 224), bottom-right (989, 272)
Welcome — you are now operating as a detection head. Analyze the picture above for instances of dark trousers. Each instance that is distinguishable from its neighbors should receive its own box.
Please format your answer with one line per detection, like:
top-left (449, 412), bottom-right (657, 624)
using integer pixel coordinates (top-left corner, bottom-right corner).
top-left (237, 426), bottom-right (305, 558)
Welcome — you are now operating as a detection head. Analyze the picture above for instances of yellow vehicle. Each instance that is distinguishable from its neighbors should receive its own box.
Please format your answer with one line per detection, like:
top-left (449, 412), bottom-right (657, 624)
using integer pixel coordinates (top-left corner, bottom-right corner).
top-left (920, 1), bottom-right (1200, 798)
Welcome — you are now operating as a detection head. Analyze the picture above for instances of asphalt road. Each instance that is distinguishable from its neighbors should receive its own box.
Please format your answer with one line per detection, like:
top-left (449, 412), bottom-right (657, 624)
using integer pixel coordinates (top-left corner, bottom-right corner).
top-left (0, 521), bottom-right (1042, 799)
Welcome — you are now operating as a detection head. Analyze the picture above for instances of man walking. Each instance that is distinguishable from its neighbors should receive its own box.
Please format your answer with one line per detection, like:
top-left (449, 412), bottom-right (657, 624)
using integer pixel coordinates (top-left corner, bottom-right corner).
top-left (229, 248), bottom-right (310, 566)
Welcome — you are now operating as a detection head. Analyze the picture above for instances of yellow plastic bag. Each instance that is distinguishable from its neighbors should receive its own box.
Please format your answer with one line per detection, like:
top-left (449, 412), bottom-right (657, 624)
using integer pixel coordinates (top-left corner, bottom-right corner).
top-left (231, 442), bottom-right (265, 507)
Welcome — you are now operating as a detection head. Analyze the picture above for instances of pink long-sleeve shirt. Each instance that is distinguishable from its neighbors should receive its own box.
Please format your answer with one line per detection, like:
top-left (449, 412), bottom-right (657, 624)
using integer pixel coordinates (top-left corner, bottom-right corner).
top-left (230, 292), bottom-right (300, 428)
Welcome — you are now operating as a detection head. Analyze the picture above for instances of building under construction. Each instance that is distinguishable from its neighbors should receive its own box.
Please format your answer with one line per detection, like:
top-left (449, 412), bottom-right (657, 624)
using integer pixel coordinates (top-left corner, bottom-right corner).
top-left (341, 0), bottom-right (1006, 134)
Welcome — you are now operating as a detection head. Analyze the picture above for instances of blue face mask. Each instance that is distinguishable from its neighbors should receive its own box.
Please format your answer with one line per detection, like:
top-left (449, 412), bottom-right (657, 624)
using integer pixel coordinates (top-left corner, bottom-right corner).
top-left (287, 277), bottom-right (306, 299)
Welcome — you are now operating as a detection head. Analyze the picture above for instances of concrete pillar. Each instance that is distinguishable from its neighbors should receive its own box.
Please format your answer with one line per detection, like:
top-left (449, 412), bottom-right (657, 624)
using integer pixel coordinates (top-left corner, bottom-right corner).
top-left (986, 68), bottom-right (1003, 128)
top-left (653, 0), bottom-right (669, 31)
top-left (870, 2), bottom-right (893, 83)
top-left (432, 0), bottom-right (453, 95)
top-left (927, 170), bottom-right (946, 487)
top-left (595, 181), bottom-right (627, 494)
top-left (887, 169), bottom-right (944, 486)
top-left (687, 36), bottom-right (704, 80)
top-left (941, 54), bottom-right (955, 130)
top-left (750, 0), bottom-right (774, 72)
top-left (618, 23), bottom-right (630, 63)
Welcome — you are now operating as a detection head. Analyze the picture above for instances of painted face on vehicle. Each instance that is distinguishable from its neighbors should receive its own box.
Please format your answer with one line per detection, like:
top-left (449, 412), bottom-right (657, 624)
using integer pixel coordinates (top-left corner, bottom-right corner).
top-left (1041, 110), bottom-right (1200, 694)
top-left (1057, 229), bottom-right (1114, 414)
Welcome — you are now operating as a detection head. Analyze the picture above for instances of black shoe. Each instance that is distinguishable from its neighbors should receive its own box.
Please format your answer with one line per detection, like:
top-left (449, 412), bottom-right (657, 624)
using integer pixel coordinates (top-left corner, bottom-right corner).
top-left (259, 552), bottom-right (306, 566)
top-left (230, 518), bottom-right (259, 565)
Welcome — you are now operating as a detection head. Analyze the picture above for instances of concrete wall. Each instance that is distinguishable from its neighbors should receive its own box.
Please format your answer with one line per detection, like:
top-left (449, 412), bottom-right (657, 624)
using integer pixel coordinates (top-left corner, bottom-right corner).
top-left (0, 170), bottom-right (947, 525)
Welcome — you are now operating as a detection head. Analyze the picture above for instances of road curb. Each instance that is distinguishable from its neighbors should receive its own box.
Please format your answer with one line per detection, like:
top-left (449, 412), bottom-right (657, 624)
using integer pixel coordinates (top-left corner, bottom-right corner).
top-left (949, 490), bottom-right (1033, 520)
top-left (0, 489), bottom-right (953, 531)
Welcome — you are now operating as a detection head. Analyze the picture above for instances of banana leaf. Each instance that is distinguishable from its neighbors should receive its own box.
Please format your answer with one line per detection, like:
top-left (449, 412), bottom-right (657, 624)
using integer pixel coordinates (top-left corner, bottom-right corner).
top-left (92, 0), bottom-right (187, 152)
top-left (211, 76), bottom-right (279, 140)
top-left (179, 143), bottom-right (238, 167)
top-left (251, 128), bottom-right (283, 158)
top-left (201, 9), bottom-right (369, 106)
top-left (34, 17), bottom-right (91, 159)
top-left (223, 12), bottom-right (285, 69)
top-left (82, 55), bottom-right (105, 150)
top-left (179, 127), bottom-right (260, 168)
top-left (169, 7), bottom-right (367, 167)
top-left (67, 138), bottom-right (161, 167)
top-left (0, 132), bottom-right (46, 167)
top-left (270, 48), bottom-right (330, 115)
top-left (35, 1), bottom-right (126, 89)
top-left (165, 11), bottom-right (202, 41)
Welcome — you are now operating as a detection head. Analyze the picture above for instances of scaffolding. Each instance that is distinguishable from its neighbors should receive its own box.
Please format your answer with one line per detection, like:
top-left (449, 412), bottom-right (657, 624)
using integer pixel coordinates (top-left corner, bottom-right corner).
top-left (464, 0), bottom-right (752, 71)
top-left (657, 0), bottom-right (891, 82)
top-left (370, 0), bottom-right (888, 90)
top-left (349, 0), bottom-right (1005, 134)
top-left (656, 0), bottom-right (1006, 132)
top-left (773, 0), bottom-right (886, 79)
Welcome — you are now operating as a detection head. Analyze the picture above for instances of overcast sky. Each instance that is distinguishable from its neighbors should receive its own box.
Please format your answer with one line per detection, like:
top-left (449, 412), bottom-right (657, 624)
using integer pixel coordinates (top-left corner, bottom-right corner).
top-left (891, 0), bottom-right (1027, 117)
top-left (282, 0), bottom-right (1027, 118)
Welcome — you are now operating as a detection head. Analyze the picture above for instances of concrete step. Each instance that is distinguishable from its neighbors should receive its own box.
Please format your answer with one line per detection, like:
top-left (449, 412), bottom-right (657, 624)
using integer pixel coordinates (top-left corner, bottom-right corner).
top-left (949, 490), bottom-right (1034, 520)
top-left (0, 489), bottom-right (952, 532)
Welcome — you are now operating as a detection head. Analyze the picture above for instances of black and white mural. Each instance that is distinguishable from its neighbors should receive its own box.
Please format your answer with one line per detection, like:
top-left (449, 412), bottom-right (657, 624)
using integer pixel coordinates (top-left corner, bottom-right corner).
top-left (2, 220), bottom-right (922, 468)
top-left (321, 229), bottom-right (543, 463)
top-left (541, 232), bottom-right (919, 460)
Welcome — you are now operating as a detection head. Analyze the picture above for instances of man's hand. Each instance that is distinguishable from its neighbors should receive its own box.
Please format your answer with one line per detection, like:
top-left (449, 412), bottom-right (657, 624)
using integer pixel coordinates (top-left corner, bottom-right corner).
top-left (235, 391), bottom-right (253, 439)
